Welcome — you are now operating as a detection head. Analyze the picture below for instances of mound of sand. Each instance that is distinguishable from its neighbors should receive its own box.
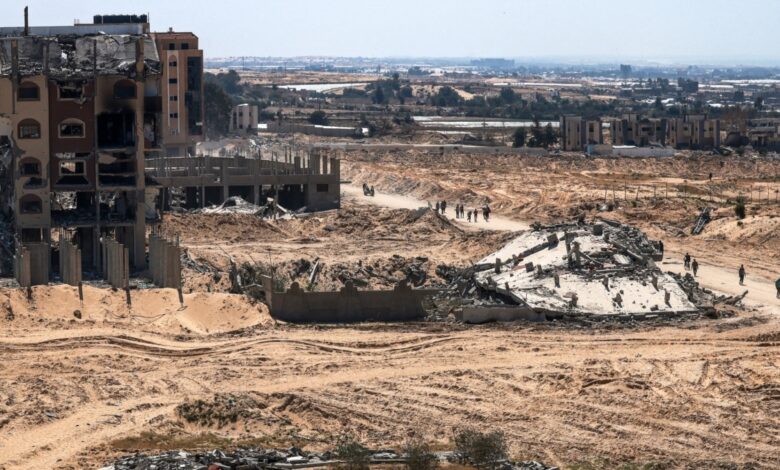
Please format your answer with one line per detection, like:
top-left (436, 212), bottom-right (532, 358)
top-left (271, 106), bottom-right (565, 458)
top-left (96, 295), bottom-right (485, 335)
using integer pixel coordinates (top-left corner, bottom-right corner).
top-left (0, 285), bottom-right (272, 335)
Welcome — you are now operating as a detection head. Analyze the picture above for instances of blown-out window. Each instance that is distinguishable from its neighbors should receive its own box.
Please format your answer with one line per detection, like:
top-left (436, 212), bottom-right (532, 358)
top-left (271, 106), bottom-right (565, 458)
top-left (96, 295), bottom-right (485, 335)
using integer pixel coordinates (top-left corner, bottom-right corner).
top-left (19, 157), bottom-right (41, 176)
top-left (114, 80), bottom-right (136, 99)
top-left (59, 119), bottom-right (85, 138)
top-left (18, 119), bottom-right (41, 139)
top-left (18, 82), bottom-right (40, 101)
top-left (19, 194), bottom-right (43, 214)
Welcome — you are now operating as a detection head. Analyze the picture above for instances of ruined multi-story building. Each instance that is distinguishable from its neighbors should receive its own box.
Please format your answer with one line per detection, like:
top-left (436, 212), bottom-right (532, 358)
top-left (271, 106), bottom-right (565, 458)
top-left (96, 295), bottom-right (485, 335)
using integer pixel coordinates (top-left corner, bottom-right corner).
top-left (559, 115), bottom-right (602, 151)
top-left (229, 103), bottom-right (258, 133)
top-left (610, 113), bottom-right (668, 146)
top-left (0, 12), bottom-right (340, 284)
top-left (0, 15), bottom-right (164, 271)
top-left (667, 114), bottom-right (721, 149)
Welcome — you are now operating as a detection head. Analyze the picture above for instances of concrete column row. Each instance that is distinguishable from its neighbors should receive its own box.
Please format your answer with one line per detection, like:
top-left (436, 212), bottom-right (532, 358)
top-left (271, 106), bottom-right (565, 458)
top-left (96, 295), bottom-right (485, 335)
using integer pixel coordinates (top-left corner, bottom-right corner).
top-left (59, 239), bottom-right (82, 286)
top-left (148, 234), bottom-right (182, 289)
top-left (101, 238), bottom-right (129, 289)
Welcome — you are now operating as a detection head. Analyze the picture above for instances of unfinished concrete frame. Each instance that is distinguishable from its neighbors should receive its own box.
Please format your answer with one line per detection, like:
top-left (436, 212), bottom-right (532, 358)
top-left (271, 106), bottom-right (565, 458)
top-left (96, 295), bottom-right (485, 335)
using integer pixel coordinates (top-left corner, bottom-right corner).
top-left (101, 238), bottom-right (129, 289)
top-left (263, 276), bottom-right (439, 323)
top-left (59, 238), bottom-right (82, 286)
top-left (148, 234), bottom-right (181, 289)
top-left (146, 150), bottom-right (341, 212)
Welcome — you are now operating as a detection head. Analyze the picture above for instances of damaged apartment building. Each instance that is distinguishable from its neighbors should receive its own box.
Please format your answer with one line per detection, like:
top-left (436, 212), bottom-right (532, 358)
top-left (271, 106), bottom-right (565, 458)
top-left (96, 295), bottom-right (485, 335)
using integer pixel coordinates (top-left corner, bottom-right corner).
top-left (0, 12), bottom-right (205, 279)
top-left (0, 11), bottom-right (340, 284)
top-left (559, 113), bottom-right (721, 151)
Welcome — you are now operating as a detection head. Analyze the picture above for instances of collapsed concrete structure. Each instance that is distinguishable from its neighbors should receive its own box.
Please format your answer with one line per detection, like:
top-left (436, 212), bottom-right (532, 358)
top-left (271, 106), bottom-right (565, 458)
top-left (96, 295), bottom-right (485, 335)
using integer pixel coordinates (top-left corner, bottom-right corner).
top-left (458, 220), bottom-right (701, 322)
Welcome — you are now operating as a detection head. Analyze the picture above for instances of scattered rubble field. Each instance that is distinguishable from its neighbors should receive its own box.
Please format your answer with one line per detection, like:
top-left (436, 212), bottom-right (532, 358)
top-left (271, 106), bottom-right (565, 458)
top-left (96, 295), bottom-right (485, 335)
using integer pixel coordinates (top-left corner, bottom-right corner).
top-left (0, 156), bottom-right (778, 469)
top-left (162, 205), bottom-right (514, 292)
top-left (343, 151), bottom-right (780, 280)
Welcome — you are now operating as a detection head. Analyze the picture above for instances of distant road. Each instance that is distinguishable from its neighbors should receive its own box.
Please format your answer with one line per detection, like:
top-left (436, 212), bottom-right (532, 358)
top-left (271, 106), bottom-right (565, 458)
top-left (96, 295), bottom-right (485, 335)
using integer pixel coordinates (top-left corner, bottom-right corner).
top-left (341, 184), bottom-right (529, 232)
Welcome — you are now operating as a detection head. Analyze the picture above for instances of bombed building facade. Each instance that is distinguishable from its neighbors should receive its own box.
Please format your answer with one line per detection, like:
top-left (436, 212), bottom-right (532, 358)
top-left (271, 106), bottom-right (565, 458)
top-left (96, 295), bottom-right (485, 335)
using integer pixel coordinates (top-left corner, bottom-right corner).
top-left (0, 13), bottom-right (340, 285)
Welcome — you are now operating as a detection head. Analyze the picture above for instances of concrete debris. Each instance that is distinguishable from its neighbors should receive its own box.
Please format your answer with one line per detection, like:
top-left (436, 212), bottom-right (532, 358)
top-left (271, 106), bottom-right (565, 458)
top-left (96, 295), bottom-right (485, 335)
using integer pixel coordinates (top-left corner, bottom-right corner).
top-left (0, 34), bottom-right (160, 78)
top-left (692, 207), bottom-right (711, 235)
top-left (102, 448), bottom-right (557, 470)
top-left (430, 220), bottom-right (726, 321)
top-left (198, 196), bottom-right (264, 215)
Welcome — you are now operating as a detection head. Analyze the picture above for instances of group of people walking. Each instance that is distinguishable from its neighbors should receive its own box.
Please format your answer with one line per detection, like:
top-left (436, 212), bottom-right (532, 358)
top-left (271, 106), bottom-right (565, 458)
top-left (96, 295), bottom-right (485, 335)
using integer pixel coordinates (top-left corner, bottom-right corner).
top-left (433, 200), bottom-right (491, 223)
top-left (684, 252), bottom-right (756, 289)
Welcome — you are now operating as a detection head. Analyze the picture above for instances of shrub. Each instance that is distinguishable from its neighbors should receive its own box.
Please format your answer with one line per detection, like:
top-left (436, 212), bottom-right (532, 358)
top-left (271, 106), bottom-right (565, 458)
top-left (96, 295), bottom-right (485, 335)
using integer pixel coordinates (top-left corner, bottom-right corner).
top-left (404, 434), bottom-right (438, 470)
top-left (335, 434), bottom-right (371, 470)
top-left (453, 428), bottom-right (507, 469)
top-left (734, 198), bottom-right (746, 220)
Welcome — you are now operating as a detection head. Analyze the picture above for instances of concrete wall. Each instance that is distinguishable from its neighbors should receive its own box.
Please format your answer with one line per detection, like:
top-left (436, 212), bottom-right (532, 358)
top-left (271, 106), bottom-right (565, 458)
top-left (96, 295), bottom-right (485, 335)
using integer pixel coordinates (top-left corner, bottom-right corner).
top-left (264, 277), bottom-right (438, 323)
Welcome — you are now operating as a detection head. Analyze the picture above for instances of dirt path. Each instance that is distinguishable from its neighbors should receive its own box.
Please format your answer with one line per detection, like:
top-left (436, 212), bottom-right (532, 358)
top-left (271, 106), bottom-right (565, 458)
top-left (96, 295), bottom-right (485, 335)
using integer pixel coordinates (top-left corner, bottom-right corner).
top-left (662, 250), bottom-right (779, 312)
top-left (342, 184), bottom-right (530, 232)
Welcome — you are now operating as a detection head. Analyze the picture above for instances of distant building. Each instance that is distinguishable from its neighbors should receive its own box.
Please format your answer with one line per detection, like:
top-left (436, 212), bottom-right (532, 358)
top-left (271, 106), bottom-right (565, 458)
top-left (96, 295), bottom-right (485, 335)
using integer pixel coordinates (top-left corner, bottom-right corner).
top-left (230, 104), bottom-right (258, 133)
top-left (668, 115), bottom-right (720, 149)
top-left (559, 116), bottom-right (602, 151)
top-left (610, 114), bottom-right (667, 146)
top-left (151, 30), bottom-right (205, 157)
top-left (470, 58), bottom-right (515, 70)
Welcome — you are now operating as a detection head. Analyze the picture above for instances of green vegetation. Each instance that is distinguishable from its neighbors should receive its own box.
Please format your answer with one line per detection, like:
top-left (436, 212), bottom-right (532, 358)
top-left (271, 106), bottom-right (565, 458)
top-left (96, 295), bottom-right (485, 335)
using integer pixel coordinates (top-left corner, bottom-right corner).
top-left (735, 197), bottom-right (746, 219)
top-left (334, 434), bottom-right (371, 470)
top-left (453, 428), bottom-right (507, 469)
top-left (512, 127), bottom-right (527, 148)
top-left (308, 110), bottom-right (329, 126)
top-left (403, 434), bottom-right (438, 470)
top-left (431, 86), bottom-right (463, 107)
top-left (203, 81), bottom-right (232, 139)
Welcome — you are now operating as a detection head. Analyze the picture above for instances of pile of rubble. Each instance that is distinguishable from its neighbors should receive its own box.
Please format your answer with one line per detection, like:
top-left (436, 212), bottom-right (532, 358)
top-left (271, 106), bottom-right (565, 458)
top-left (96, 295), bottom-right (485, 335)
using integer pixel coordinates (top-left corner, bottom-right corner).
top-left (430, 219), bottom-right (728, 321)
top-left (101, 448), bottom-right (557, 470)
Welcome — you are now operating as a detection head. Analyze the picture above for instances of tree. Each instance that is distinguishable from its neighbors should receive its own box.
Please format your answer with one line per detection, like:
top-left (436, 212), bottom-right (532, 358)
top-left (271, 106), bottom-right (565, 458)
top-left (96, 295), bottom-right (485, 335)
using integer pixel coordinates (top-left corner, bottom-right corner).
top-left (543, 123), bottom-right (558, 148)
top-left (203, 82), bottom-right (232, 139)
top-left (735, 197), bottom-right (746, 220)
top-left (499, 87), bottom-right (516, 105)
top-left (372, 85), bottom-right (387, 105)
top-left (512, 127), bottom-right (527, 148)
top-left (308, 110), bottom-right (329, 126)
top-left (431, 86), bottom-right (462, 107)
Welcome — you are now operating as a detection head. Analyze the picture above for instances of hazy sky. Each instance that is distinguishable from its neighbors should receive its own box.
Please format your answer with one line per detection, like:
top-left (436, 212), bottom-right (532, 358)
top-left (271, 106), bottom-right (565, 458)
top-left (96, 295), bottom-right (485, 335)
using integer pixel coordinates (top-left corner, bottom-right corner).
top-left (3, 0), bottom-right (779, 64)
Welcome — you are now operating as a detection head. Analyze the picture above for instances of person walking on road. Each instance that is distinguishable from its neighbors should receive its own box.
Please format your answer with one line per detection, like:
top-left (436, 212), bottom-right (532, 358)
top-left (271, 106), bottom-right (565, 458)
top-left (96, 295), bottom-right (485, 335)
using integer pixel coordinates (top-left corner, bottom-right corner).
top-left (434, 201), bottom-right (440, 213)
top-left (441, 200), bottom-right (447, 214)
top-left (775, 277), bottom-right (780, 298)
top-left (684, 253), bottom-right (691, 269)
top-left (467, 210), bottom-right (472, 223)
top-left (739, 265), bottom-right (746, 285)
top-left (692, 258), bottom-right (699, 277)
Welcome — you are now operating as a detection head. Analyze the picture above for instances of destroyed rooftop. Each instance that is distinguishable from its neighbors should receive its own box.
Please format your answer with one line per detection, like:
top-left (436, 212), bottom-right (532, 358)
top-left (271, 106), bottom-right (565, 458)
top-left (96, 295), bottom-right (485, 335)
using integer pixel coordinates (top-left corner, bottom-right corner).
top-left (0, 34), bottom-right (161, 78)
top-left (473, 220), bottom-right (699, 316)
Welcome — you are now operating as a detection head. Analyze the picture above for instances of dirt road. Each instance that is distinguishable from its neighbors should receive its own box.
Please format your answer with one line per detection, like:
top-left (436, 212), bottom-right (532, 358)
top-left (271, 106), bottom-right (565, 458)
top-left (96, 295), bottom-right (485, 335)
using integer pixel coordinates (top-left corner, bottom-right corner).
top-left (343, 184), bottom-right (530, 232)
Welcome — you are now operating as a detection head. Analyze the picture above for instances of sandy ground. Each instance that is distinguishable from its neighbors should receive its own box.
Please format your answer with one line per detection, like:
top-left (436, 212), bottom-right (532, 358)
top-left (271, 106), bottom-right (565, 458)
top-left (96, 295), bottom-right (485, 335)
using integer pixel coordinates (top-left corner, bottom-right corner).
top-left (2, 150), bottom-right (780, 469)
top-left (2, 309), bottom-right (780, 469)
